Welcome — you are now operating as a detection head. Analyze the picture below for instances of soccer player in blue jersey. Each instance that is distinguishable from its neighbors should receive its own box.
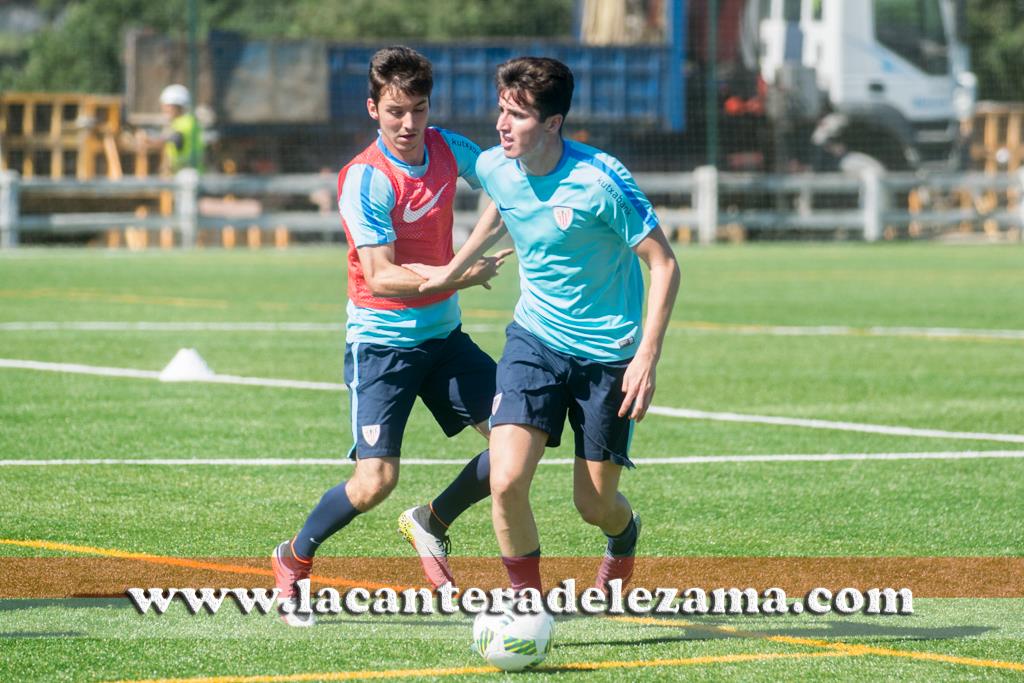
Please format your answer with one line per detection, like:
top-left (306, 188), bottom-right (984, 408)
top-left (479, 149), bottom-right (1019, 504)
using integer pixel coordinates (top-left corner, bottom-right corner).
top-left (413, 57), bottom-right (680, 596)
top-left (271, 46), bottom-right (510, 626)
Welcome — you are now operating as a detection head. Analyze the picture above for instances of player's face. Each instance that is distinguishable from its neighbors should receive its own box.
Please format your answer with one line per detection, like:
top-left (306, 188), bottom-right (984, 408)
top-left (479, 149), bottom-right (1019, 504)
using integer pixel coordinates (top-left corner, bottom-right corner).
top-left (368, 87), bottom-right (429, 164)
top-left (496, 90), bottom-right (558, 161)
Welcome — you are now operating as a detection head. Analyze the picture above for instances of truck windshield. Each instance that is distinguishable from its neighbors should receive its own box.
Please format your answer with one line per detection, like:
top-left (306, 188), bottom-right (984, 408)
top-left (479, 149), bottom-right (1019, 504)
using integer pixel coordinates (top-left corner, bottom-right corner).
top-left (874, 0), bottom-right (949, 75)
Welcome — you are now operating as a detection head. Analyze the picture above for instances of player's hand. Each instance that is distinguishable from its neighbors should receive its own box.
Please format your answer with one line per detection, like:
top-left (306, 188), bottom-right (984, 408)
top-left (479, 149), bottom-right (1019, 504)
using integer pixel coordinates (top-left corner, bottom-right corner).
top-left (414, 248), bottom-right (513, 293)
top-left (405, 263), bottom-right (462, 294)
top-left (619, 350), bottom-right (657, 421)
top-left (460, 248), bottom-right (513, 290)
top-left (405, 262), bottom-right (445, 281)
top-left (408, 262), bottom-right (461, 294)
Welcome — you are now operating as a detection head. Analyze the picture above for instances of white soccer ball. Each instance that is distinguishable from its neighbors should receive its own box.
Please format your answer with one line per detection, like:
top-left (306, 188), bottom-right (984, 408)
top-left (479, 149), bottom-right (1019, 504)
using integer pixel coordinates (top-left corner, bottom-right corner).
top-left (472, 609), bottom-right (554, 672)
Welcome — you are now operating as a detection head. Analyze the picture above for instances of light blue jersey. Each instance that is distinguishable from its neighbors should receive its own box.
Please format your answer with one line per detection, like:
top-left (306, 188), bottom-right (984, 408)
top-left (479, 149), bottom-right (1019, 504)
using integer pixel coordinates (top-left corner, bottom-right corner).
top-left (476, 139), bottom-right (658, 362)
top-left (339, 128), bottom-right (482, 346)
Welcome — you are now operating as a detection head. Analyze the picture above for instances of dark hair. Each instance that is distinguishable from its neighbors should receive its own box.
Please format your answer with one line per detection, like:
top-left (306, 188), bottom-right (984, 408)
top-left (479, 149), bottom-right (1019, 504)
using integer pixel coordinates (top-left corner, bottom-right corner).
top-left (495, 57), bottom-right (574, 124)
top-left (368, 46), bottom-right (433, 103)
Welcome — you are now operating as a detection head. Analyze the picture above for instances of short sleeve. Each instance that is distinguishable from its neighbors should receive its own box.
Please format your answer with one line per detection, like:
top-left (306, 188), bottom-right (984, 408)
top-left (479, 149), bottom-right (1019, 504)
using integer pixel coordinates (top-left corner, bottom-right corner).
top-left (338, 164), bottom-right (396, 247)
top-left (591, 154), bottom-right (659, 247)
top-left (474, 147), bottom-right (499, 198)
top-left (437, 128), bottom-right (483, 190)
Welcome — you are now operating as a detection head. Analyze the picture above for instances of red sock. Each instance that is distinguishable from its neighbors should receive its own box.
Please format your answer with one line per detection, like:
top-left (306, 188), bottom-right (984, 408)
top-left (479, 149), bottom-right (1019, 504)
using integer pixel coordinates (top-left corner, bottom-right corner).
top-left (501, 550), bottom-right (542, 593)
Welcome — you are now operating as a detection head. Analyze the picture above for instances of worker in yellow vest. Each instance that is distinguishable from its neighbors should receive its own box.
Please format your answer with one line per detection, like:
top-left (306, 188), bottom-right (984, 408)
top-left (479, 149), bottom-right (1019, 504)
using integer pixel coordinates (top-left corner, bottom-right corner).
top-left (141, 84), bottom-right (205, 174)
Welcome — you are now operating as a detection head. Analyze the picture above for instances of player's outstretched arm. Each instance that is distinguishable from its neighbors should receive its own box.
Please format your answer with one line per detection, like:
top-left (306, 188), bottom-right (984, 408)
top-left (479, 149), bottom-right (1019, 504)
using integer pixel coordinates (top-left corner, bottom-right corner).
top-left (619, 227), bottom-right (680, 421)
top-left (409, 247), bottom-right (514, 293)
top-left (357, 243), bottom-right (447, 298)
top-left (411, 202), bottom-right (510, 293)
top-left (361, 206), bottom-right (510, 297)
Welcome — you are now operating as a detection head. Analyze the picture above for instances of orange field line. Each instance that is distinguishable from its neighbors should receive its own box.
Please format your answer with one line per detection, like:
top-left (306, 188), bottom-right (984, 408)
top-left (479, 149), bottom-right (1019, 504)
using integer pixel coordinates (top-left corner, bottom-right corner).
top-left (0, 538), bottom-right (407, 592)
top-left (6, 538), bottom-right (1021, 678)
top-left (615, 615), bottom-right (1024, 673)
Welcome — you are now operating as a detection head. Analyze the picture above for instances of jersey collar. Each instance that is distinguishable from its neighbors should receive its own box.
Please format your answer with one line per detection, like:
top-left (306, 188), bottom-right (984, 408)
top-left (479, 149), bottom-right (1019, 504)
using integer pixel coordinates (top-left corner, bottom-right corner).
top-left (515, 137), bottom-right (570, 178)
top-left (376, 131), bottom-right (430, 178)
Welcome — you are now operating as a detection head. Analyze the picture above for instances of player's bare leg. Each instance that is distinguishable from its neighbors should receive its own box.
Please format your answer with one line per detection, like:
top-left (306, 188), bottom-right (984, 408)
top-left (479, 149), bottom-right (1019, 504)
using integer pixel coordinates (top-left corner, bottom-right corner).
top-left (273, 457), bottom-right (398, 627)
top-left (489, 423), bottom-right (547, 591)
top-left (572, 458), bottom-right (630, 535)
top-left (346, 456), bottom-right (400, 511)
top-left (573, 458), bottom-right (640, 592)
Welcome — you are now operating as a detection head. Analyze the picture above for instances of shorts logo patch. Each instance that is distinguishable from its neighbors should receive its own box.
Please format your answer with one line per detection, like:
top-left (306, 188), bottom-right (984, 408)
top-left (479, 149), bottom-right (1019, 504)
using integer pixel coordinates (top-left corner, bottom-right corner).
top-left (361, 424), bottom-right (381, 447)
top-left (492, 393), bottom-right (503, 415)
top-left (553, 206), bottom-right (574, 230)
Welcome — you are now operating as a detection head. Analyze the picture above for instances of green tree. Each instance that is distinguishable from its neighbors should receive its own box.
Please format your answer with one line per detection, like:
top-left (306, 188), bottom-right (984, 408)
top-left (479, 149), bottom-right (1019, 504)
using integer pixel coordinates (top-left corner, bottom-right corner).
top-left (2, 1), bottom-right (203, 92)
top-left (275, 0), bottom-right (572, 41)
top-left (966, 0), bottom-right (1024, 101)
top-left (0, 0), bottom-right (573, 93)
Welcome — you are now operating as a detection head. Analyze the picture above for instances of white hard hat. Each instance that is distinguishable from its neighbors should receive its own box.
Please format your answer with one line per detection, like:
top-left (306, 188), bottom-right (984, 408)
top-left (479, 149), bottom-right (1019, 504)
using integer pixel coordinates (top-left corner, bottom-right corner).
top-left (160, 84), bottom-right (191, 108)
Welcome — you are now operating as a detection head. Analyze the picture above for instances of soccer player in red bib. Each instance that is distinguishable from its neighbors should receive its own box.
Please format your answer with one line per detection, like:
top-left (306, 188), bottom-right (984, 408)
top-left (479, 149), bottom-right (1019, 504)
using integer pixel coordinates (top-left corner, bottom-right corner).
top-left (271, 46), bottom-right (510, 626)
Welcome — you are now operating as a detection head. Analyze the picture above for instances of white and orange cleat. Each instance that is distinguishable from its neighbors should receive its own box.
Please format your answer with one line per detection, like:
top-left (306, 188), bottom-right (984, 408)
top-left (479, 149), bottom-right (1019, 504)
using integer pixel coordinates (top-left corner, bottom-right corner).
top-left (271, 539), bottom-right (316, 627)
top-left (398, 505), bottom-right (455, 590)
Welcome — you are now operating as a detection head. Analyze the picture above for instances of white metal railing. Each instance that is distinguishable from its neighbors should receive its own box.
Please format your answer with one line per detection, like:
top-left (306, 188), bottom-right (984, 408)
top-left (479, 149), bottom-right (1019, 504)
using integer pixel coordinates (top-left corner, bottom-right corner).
top-left (1, 167), bottom-right (1022, 248)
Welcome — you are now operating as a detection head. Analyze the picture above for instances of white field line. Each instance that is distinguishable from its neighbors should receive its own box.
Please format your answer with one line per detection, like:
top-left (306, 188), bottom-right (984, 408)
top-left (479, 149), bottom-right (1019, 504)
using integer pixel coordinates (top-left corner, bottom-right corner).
top-left (0, 358), bottom-right (345, 392)
top-left (681, 322), bottom-right (1024, 341)
top-left (0, 321), bottom-right (345, 332)
top-left (195, 374), bottom-right (344, 391)
top-left (3, 356), bottom-right (1023, 445)
top-left (2, 320), bottom-right (1024, 341)
top-left (646, 406), bottom-right (1024, 444)
top-left (2, 451), bottom-right (1024, 467)
top-left (0, 358), bottom-right (161, 380)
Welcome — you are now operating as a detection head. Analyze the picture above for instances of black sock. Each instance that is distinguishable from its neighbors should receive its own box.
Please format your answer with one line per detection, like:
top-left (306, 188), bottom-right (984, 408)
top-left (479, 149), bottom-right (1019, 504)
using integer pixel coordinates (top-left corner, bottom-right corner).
top-left (605, 515), bottom-right (638, 556)
top-left (292, 480), bottom-right (361, 558)
top-left (424, 506), bottom-right (448, 538)
top-left (430, 449), bottom-right (490, 528)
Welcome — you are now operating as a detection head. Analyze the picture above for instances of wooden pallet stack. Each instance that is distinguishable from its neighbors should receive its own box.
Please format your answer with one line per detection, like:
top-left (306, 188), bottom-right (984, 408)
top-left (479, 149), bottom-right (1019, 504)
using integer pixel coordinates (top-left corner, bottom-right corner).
top-left (963, 102), bottom-right (1022, 239)
top-left (0, 92), bottom-right (296, 249)
top-left (971, 101), bottom-right (1024, 173)
top-left (0, 91), bottom-right (160, 179)
top-left (903, 103), bottom-right (1022, 240)
top-left (1, 92), bottom-right (176, 249)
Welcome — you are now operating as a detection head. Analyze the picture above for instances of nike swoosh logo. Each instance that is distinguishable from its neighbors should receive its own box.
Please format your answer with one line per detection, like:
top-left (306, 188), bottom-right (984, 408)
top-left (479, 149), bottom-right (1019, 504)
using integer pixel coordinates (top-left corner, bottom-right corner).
top-left (402, 183), bottom-right (448, 223)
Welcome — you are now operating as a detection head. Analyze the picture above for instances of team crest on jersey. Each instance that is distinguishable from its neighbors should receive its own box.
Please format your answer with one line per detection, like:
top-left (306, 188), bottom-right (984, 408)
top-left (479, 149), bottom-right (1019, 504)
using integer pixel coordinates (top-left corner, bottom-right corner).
top-left (362, 424), bottom-right (381, 447)
top-left (492, 393), bottom-right (503, 415)
top-left (553, 206), bottom-right (574, 230)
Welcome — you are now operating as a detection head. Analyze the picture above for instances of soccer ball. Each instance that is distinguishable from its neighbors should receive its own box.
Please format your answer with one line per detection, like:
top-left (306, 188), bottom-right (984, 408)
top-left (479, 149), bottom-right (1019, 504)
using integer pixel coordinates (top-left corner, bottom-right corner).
top-left (472, 609), bottom-right (554, 672)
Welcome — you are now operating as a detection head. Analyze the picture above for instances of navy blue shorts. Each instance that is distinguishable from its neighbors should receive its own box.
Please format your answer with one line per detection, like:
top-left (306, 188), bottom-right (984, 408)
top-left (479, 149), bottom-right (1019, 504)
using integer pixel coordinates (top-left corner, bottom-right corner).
top-left (344, 326), bottom-right (496, 459)
top-left (491, 322), bottom-right (635, 467)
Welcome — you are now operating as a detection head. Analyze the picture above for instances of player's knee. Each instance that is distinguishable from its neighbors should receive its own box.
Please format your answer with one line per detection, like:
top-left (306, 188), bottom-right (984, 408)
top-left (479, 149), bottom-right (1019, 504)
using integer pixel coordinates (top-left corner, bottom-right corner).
top-left (490, 469), bottom-right (529, 505)
top-left (352, 482), bottom-right (395, 511)
top-left (349, 464), bottom-right (399, 509)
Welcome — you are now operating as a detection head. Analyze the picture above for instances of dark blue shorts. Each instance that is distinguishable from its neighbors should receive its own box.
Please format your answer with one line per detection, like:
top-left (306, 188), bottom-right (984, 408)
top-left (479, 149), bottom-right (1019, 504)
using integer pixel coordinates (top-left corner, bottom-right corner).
top-left (491, 322), bottom-right (635, 467)
top-left (344, 326), bottom-right (496, 459)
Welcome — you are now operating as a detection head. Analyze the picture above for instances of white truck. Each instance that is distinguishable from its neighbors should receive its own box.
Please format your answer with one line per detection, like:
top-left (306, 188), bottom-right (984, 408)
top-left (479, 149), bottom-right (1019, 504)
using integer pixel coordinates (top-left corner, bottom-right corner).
top-left (746, 0), bottom-right (975, 171)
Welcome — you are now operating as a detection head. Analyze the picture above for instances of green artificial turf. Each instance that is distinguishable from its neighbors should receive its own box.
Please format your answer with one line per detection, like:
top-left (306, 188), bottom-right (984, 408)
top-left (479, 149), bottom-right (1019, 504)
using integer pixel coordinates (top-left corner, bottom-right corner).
top-left (0, 244), bottom-right (1021, 681)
